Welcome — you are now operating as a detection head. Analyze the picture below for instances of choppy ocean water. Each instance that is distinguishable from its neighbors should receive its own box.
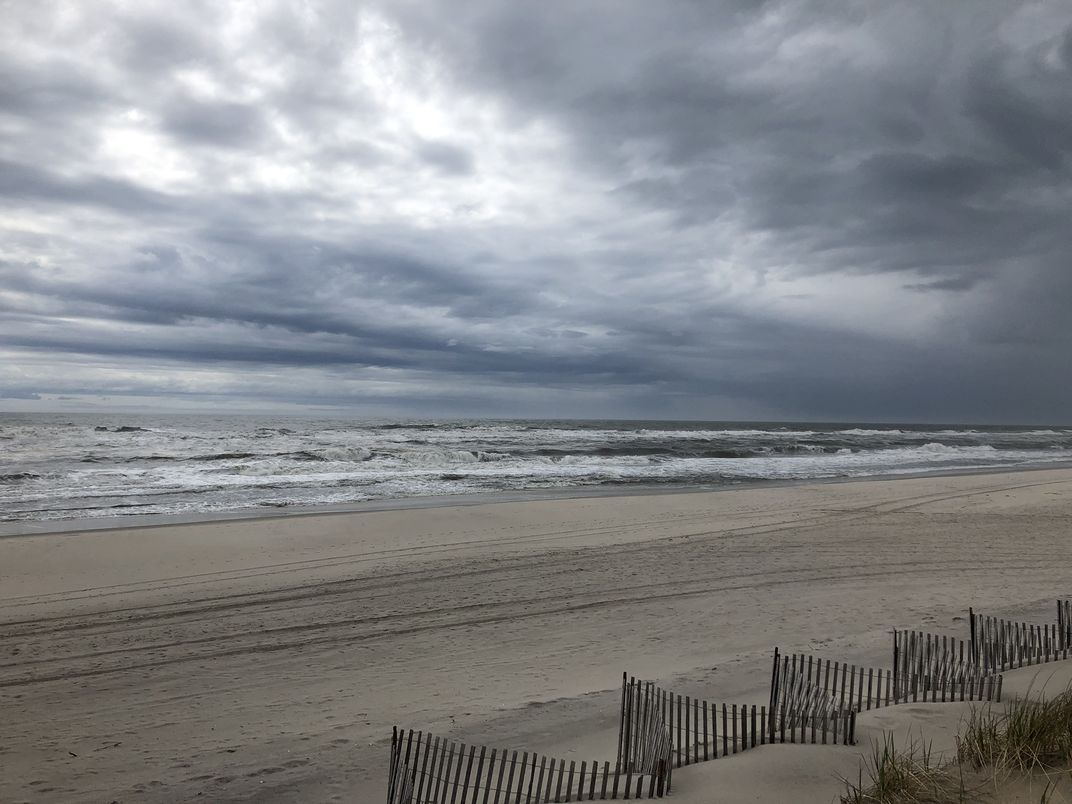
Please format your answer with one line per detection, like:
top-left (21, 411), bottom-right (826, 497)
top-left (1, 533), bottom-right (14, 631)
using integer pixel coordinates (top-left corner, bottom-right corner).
top-left (2, 413), bottom-right (1071, 524)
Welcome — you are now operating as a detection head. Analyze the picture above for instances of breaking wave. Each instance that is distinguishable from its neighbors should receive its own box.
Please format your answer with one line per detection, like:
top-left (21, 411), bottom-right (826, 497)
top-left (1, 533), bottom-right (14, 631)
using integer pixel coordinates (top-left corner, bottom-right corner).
top-left (2, 414), bottom-right (1071, 523)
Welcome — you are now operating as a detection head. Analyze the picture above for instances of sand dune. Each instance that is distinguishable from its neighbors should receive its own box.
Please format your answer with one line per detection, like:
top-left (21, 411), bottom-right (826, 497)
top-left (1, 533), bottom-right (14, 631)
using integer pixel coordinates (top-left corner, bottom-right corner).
top-left (669, 660), bottom-right (1072, 804)
top-left (2, 469), bottom-right (1071, 802)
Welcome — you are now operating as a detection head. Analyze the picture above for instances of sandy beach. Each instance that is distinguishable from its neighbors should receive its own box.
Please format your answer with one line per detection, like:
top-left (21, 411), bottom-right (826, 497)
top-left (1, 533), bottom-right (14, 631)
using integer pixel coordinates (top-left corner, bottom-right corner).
top-left (3, 468), bottom-right (1072, 803)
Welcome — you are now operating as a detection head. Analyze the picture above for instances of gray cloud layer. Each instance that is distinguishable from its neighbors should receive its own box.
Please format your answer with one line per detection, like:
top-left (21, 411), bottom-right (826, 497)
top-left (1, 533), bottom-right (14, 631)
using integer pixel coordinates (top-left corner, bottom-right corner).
top-left (1, 1), bottom-right (1070, 420)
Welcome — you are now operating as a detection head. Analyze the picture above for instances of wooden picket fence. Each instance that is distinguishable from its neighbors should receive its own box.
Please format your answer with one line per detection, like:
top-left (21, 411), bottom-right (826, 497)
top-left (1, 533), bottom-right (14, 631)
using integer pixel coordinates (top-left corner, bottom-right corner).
top-left (387, 725), bottom-right (669, 803)
top-left (770, 649), bottom-right (894, 720)
top-left (893, 629), bottom-right (1002, 703)
top-left (1059, 599), bottom-right (1072, 651)
top-left (387, 601), bottom-right (1072, 802)
top-left (387, 670), bottom-right (860, 804)
top-left (620, 670), bottom-right (856, 774)
top-left (617, 676), bottom-right (673, 795)
top-left (969, 602), bottom-right (1072, 675)
top-left (388, 747), bottom-right (415, 804)
top-left (773, 629), bottom-right (1003, 724)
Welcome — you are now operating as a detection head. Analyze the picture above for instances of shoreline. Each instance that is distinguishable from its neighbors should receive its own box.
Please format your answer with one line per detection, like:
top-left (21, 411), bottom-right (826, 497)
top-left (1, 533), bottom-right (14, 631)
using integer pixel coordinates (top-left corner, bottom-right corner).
top-left (3, 459), bottom-right (1071, 539)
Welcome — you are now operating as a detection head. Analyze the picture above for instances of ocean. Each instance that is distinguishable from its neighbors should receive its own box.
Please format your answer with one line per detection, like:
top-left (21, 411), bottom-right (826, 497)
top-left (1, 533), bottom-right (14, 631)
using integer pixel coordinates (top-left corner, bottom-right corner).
top-left (2, 413), bottom-right (1071, 525)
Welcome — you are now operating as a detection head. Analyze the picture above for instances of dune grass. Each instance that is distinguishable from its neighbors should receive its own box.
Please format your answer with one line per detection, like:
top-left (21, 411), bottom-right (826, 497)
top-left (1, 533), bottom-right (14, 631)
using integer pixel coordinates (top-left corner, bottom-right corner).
top-left (957, 689), bottom-right (1072, 773)
top-left (839, 733), bottom-right (972, 803)
top-left (840, 688), bottom-right (1072, 803)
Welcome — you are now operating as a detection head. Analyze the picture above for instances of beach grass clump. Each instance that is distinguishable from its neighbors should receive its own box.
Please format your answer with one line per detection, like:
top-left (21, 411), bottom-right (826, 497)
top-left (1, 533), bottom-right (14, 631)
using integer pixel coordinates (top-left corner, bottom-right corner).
top-left (957, 689), bottom-right (1072, 773)
top-left (840, 734), bottom-right (970, 804)
top-left (843, 688), bottom-right (1072, 803)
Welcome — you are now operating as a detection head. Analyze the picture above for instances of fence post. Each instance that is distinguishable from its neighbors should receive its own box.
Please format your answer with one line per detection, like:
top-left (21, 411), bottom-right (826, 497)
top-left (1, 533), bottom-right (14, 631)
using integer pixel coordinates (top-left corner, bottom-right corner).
top-left (969, 607), bottom-right (977, 666)
top-left (769, 647), bottom-right (780, 713)
top-left (389, 727), bottom-right (398, 803)
top-left (892, 631), bottom-right (899, 704)
top-left (1060, 600), bottom-right (1066, 651)
top-left (617, 672), bottom-right (627, 772)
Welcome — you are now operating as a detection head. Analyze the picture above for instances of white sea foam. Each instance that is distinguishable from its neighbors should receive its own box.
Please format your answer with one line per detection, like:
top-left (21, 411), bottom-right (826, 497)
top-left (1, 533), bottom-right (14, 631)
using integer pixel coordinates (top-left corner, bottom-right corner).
top-left (839, 428), bottom-right (905, 436)
top-left (913, 442), bottom-right (997, 454)
top-left (314, 446), bottom-right (374, 462)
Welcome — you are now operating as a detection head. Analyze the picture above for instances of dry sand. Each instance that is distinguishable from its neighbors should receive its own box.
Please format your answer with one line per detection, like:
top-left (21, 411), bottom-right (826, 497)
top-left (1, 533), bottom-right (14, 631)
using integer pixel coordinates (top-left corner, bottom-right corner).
top-left (2, 468), bottom-right (1071, 803)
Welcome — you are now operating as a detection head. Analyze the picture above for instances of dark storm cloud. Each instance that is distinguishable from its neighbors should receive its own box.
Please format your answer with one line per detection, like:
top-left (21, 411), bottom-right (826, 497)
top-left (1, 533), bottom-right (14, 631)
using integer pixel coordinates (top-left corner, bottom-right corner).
top-left (378, 0), bottom-right (1072, 410)
top-left (0, 160), bottom-right (174, 213)
top-left (389, 4), bottom-right (1070, 242)
top-left (416, 140), bottom-right (475, 175)
top-left (2, 1), bottom-right (1071, 419)
top-left (0, 55), bottom-right (112, 120)
top-left (1, 239), bottom-right (489, 338)
top-left (112, 11), bottom-right (215, 74)
top-left (162, 98), bottom-right (270, 148)
top-left (966, 48), bottom-right (1072, 171)
top-left (0, 237), bottom-right (671, 386)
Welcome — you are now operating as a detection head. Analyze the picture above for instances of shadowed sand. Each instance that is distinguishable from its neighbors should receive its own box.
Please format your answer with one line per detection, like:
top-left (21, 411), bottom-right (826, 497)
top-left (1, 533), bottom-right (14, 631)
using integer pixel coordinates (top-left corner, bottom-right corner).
top-left (2, 469), bottom-right (1071, 802)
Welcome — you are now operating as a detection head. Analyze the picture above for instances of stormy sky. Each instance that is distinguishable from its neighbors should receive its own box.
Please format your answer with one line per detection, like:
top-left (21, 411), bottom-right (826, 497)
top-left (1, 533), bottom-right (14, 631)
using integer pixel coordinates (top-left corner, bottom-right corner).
top-left (1, 1), bottom-right (1070, 422)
